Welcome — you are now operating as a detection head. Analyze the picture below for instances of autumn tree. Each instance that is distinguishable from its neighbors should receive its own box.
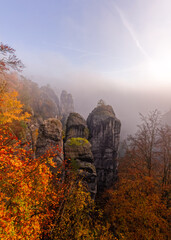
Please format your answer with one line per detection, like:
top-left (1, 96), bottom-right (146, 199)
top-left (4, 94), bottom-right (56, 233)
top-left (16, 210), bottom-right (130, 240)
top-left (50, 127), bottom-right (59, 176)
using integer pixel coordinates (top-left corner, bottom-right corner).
top-left (0, 126), bottom-right (68, 239)
top-left (0, 42), bottom-right (24, 103)
top-left (128, 110), bottom-right (161, 177)
top-left (97, 99), bottom-right (106, 107)
top-left (48, 171), bottom-right (114, 240)
top-left (0, 43), bottom-right (24, 74)
top-left (0, 90), bottom-right (30, 125)
top-left (0, 126), bottom-right (115, 240)
top-left (104, 176), bottom-right (170, 240)
top-left (158, 125), bottom-right (171, 186)
top-left (103, 110), bottom-right (170, 240)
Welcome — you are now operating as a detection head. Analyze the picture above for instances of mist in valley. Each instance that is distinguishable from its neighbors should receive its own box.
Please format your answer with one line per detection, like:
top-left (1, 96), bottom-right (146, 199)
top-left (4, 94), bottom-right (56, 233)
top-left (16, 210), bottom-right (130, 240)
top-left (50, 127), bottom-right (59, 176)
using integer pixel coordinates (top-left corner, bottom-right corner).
top-left (2, 0), bottom-right (171, 139)
top-left (26, 67), bottom-right (171, 140)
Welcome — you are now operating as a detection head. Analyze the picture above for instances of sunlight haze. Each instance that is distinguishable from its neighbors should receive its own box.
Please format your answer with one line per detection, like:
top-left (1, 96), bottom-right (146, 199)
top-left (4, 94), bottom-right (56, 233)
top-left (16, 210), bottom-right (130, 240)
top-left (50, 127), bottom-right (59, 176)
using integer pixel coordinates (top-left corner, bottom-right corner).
top-left (0, 0), bottom-right (171, 136)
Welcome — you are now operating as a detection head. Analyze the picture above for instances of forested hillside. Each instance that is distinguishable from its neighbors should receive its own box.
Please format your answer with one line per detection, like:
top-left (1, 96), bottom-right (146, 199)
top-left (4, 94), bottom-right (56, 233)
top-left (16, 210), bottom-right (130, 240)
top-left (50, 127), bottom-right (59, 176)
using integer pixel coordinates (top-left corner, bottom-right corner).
top-left (0, 43), bottom-right (170, 239)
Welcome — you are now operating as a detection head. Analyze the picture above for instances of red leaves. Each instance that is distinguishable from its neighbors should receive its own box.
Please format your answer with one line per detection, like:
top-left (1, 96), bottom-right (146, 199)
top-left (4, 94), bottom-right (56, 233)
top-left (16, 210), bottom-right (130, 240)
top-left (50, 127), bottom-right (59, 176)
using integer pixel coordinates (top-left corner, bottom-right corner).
top-left (0, 42), bottom-right (24, 74)
top-left (0, 125), bottom-right (67, 239)
top-left (0, 43), bottom-right (15, 54)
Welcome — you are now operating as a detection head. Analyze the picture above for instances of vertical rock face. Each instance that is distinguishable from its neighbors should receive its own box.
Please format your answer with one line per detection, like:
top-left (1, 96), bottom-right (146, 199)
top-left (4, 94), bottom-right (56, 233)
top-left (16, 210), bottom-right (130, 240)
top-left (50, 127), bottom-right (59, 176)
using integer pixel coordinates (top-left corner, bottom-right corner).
top-left (65, 112), bottom-right (89, 141)
top-left (87, 104), bottom-right (121, 193)
top-left (60, 90), bottom-right (74, 125)
top-left (36, 118), bottom-right (63, 169)
top-left (64, 113), bottom-right (97, 199)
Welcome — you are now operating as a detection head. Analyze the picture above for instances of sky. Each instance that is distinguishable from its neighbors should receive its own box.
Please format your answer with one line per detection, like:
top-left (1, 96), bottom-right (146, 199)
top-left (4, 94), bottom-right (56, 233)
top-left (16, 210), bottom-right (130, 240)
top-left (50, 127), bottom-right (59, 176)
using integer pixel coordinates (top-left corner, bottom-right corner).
top-left (0, 0), bottom-right (171, 136)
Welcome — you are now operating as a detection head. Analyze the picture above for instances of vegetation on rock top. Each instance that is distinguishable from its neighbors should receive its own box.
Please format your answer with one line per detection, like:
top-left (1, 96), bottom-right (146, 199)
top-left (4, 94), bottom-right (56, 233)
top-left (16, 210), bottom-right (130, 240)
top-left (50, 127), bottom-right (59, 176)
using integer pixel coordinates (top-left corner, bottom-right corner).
top-left (67, 137), bottom-right (89, 146)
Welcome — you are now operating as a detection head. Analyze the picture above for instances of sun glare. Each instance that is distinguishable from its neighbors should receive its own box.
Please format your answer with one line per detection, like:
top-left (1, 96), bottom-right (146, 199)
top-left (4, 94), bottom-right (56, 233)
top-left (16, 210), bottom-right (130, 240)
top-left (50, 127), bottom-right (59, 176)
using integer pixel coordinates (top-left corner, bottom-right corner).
top-left (148, 56), bottom-right (171, 85)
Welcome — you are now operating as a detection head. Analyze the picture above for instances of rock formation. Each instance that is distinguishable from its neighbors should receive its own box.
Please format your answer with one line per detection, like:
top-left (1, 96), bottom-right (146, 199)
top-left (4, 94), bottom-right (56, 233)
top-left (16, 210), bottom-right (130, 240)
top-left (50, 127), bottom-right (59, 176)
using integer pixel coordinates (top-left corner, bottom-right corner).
top-left (65, 112), bottom-right (89, 140)
top-left (35, 91), bottom-right (59, 119)
top-left (60, 90), bottom-right (74, 125)
top-left (87, 104), bottom-right (121, 193)
top-left (64, 113), bottom-right (97, 199)
top-left (18, 78), bottom-right (75, 122)
top-left (41, 85), bottom-right (60, 117)
top-left (34, 99), bottom-right (121, 197)
top-left (36, 118), bottom-right (63, 170)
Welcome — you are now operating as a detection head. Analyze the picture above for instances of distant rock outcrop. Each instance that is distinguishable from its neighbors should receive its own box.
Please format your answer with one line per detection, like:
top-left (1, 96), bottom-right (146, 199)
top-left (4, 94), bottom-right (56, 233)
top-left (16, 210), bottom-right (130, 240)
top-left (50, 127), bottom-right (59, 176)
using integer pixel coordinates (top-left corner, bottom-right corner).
top-left (18, 78), bottom-right (74, 122)
top-left (65, 113), bottom-right (97, 199)
top-left (87, 104), bottom-right (121, 193)
top-left (41, 85), bottom-right (60, 117)
top-left (60, 90), bottom-right (74, 125)
top-left (36, 118), bottom-right (63, 170)
top-left (34, 91), bottom-right (59, 120)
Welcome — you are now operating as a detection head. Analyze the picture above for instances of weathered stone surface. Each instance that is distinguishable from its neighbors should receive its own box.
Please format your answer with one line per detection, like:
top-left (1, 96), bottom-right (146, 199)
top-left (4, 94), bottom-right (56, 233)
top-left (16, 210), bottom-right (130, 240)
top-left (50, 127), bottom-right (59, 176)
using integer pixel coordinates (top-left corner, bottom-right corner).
top-left (87, 104), bottom-right (121, 193)
top-left (65, 113), bottom-right (97, 198)
top-left (76, 160), bottom-right (97, 199)
top-left (65, 137), bottom-right (97, 198)
top-left (36, 118), bottom-right (63, 168)
top-left (65, 138), bottom-right (93, 163)
top-left (65, 113), bottom-right (89, 141)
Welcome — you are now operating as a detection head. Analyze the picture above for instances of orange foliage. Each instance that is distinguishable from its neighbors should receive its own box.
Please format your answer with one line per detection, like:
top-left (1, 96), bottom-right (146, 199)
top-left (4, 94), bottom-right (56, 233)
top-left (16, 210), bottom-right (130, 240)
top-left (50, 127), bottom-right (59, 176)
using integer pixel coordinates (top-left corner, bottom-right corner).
top-left (0, 125), bottom-right (66, 239)
top-left (104, 175), bottom-right (170, 240)
top-left (103, 135), bottom-right (170, 240)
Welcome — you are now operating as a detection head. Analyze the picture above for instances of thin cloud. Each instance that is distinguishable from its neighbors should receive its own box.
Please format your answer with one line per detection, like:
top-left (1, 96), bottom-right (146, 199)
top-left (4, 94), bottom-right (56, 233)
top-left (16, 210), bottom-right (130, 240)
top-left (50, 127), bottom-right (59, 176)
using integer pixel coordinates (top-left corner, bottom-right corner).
top-left (114, 3), bottom-right (150, 60)
top-left (56, 44), bottom-right (119, 60)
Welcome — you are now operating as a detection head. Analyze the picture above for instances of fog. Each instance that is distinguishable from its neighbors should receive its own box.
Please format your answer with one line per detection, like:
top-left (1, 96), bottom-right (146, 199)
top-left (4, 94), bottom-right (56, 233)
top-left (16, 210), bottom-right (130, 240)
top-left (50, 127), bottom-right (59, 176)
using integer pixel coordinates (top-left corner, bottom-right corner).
top-left (1, 0), bottom-right (171, 139)
top-left (61, 77), bottom-right (171, 140)
top-left (8, 0), bottom-right (170, 141)
top-left (27, 68), bottom-right (171, 140)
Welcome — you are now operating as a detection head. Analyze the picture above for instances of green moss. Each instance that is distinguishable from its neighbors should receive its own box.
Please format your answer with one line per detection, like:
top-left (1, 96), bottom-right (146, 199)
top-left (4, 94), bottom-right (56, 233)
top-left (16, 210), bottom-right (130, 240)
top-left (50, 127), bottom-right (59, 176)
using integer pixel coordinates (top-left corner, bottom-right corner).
top-left (68, 137), bottom-right (89, 146)
top-left (84, 127), bottom-right (89, 139)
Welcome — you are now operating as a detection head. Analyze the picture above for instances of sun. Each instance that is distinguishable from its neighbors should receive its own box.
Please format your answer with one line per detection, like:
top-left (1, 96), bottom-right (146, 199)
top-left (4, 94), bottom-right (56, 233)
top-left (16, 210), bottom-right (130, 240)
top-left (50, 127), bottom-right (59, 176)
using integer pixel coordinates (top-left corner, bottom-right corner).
top-left (148, 56), bottom-right (171, 85)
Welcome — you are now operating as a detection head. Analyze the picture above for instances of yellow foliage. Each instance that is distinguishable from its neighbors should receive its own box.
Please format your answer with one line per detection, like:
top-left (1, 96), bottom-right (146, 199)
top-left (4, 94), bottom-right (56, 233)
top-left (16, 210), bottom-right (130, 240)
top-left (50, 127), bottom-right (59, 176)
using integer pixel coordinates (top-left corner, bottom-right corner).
top-left (0, 90), bottom-right (30, 124)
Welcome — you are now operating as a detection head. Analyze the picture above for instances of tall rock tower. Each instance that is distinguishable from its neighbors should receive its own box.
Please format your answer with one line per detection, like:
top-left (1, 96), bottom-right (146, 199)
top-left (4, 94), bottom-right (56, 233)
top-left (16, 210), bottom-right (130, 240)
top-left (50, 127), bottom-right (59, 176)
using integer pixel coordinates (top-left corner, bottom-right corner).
top-left (87, 103), bottom-right (121, 193)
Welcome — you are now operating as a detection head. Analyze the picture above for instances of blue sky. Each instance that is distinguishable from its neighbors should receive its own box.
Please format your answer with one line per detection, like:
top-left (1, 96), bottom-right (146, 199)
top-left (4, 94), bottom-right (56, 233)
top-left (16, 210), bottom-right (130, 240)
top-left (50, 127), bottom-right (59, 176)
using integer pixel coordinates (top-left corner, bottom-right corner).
top-left (1, 0), bottom-right (171, 133)
top-left (1, 0), bottom-right (171, 89)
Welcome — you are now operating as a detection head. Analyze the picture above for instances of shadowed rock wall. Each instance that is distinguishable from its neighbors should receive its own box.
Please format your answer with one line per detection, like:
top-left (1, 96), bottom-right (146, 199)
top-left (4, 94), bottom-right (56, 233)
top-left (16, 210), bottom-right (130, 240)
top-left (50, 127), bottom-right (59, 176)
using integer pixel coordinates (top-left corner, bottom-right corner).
top-left (64, 113), bottom-right (97, 199)
top-left (36, 118), bottom-right (63, 171)
top-left (87, 104), bottom-right (121, 193)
